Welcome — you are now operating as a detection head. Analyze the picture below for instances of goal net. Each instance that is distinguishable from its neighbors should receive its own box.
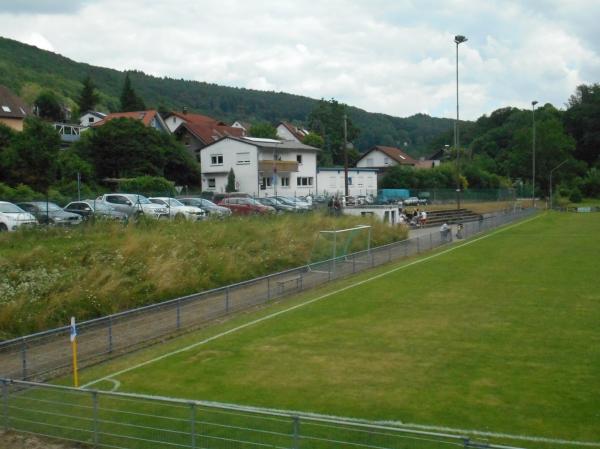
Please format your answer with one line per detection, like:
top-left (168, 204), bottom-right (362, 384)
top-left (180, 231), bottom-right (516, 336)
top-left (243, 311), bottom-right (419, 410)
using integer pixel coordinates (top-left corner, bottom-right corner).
top-left (308, 225), bottom-right (372, 274)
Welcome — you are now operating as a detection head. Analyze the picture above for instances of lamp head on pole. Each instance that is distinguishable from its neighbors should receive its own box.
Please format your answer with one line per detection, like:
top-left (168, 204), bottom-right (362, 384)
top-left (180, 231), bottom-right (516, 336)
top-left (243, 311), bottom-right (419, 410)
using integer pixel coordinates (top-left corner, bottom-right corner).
top-left (454, 35), bottom-right (468, 45)
top-left (532, 100), bottom-right (538, 108)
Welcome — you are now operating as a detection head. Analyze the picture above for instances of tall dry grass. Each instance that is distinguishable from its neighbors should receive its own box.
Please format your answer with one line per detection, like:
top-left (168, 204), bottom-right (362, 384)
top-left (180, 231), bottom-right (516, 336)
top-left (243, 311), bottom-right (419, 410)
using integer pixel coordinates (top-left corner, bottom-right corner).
top-left (0, 213), bottom-right (406, 338)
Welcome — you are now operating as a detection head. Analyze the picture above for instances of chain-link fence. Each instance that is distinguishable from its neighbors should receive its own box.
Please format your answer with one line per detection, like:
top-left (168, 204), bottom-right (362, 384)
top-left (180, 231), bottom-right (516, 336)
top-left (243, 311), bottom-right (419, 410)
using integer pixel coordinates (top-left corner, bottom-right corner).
top-left (0, 208), bottom-right (537, 383)
top-left (1, 378), bottom-right (541, 449)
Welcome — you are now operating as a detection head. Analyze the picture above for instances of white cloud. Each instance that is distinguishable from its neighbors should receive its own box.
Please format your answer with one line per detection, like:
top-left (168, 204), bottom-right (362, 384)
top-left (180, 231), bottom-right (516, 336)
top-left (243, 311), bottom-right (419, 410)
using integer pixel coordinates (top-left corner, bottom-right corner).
top-left (0, 0), bottom-right (598, 120)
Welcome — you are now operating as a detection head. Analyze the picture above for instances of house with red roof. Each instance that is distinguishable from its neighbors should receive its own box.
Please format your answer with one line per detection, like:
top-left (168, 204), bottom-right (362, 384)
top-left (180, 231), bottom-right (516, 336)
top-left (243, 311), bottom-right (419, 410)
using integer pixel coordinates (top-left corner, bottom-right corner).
top-left (93, 110), bottom-right (169, 133)
top-left (0, 85), bottom-right (31, 131)
top-left (276, 121), bottom-right (310, 143)
top-left (163, 110), bottom-right (246, 162)
top-left (355, 145), bottom-right (417, 170)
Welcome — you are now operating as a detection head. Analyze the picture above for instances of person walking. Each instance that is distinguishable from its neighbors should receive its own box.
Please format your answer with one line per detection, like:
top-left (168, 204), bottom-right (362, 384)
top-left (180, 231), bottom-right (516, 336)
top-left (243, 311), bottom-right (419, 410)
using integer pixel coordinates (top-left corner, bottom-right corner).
top-left (440, 222), bottom-right (450, 242)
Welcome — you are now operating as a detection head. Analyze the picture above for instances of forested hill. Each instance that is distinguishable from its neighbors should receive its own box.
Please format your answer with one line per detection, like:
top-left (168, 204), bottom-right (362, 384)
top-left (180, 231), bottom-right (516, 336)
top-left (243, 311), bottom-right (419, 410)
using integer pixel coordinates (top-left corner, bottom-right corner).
top-left (0, 36), bottom-right (454, 156)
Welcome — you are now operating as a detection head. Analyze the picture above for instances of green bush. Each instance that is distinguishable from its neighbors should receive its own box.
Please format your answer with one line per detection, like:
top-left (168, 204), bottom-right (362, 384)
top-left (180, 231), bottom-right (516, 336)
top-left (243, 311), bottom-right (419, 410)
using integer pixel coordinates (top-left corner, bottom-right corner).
top-left (119, 176), bottom-right (175, 197)
top-left (569, 187), bottom-right (583, 203)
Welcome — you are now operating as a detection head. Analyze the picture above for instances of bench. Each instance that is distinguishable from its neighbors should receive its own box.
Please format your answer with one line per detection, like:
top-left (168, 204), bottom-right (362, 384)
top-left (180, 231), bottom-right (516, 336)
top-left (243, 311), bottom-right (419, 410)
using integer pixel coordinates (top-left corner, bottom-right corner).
top-left (275, 275), bottom-right (303, 294)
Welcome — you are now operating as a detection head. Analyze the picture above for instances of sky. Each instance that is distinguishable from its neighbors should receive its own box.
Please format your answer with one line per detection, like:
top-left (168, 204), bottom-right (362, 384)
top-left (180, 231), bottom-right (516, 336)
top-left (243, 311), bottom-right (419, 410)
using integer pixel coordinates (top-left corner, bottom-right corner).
top-left (0, 0), bottom-right (599, 120)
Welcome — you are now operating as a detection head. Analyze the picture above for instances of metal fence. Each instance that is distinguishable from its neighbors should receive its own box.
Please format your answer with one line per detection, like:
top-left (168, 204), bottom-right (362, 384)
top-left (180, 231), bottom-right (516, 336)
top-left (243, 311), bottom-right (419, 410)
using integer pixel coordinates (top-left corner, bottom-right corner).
top-left (0, 208), bottom-right (537, 383)
top-left (1, 378), bottom-right (534, 449)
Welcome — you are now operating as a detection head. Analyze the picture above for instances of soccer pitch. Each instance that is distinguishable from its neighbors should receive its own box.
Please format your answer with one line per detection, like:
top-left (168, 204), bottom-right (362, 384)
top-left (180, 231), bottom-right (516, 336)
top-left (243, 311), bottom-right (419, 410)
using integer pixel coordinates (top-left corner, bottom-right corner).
top-left (78, 212), bottom-right (600, 444)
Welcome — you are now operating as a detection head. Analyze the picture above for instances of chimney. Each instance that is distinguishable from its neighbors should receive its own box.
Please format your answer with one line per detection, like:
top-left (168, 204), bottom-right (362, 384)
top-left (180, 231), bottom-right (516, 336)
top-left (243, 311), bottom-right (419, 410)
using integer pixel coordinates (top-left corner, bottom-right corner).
top-left (182, 106), bottom-right (188, 115)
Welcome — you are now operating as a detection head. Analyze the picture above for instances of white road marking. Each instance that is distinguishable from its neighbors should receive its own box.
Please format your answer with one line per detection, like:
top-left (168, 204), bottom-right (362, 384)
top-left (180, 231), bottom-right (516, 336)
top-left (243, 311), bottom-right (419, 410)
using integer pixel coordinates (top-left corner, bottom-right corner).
top-left (82, 213), bottom-right (541, 390)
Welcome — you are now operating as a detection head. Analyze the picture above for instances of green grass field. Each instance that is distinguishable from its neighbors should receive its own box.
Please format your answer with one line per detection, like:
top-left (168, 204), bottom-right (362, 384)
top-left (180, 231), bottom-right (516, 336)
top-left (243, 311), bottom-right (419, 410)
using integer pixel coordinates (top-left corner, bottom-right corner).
top-left (59, 212), bottom-right (599, 446)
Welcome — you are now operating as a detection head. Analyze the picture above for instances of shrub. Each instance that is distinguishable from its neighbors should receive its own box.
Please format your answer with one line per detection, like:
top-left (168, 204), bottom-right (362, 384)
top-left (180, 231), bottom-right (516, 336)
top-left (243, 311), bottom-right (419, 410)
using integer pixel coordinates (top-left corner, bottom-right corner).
top-left (569, 187), bottom-right (583, 203)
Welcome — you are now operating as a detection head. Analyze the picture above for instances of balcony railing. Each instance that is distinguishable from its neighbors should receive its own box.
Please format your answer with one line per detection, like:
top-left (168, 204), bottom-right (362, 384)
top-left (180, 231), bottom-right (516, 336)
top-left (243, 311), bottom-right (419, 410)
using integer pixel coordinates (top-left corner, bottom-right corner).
top-left (258, 160), bottom-right (299, 173)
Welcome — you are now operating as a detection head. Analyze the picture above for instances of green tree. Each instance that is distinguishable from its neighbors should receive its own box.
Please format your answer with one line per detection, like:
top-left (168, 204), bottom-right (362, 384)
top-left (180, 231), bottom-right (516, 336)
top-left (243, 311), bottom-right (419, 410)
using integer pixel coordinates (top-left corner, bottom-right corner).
top-left (307, 98), bottom-right (360, 166)
top-left (226, 168), bottom-right (236, 192)
top-left (34, 90), bottom-right (64, 122)
top-left (248, 122), bottom-right (277, 139)
top-left (77, 75), bottom-right (100, 113)
top-left (120, 176), bottom-right (175, 196)
top-left (1, 117), bottom-right (61, 191)
top-left (302, 132), bottom-right (324, 149)
top-left (564, 83), bottom-right (600, 166)
top-left (75, 118), bottom-right (200, 186)
top-left (119, 73), bottom-right (146, 112)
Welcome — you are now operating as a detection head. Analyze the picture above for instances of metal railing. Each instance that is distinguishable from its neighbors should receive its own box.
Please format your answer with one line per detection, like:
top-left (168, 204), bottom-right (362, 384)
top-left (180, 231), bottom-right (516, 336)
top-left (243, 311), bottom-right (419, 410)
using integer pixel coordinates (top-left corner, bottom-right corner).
top-left (1, 378), bottom-right (529, 449)
top-left (0, 208), bottom-right (537, 383)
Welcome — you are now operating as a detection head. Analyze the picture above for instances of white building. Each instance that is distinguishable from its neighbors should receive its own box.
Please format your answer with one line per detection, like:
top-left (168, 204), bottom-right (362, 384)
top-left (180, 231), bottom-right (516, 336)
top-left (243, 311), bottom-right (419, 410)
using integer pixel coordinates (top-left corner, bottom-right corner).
top-left (199, 136), bottom-right (319, 197)
top-left (356, 145), bottom-right (416, 169)
top-left (316, 168), bottom-right (378, 198)
top-left (79, 111), bottom-right (106, 127)
top-left (276, 122), bottom-right (310, 143)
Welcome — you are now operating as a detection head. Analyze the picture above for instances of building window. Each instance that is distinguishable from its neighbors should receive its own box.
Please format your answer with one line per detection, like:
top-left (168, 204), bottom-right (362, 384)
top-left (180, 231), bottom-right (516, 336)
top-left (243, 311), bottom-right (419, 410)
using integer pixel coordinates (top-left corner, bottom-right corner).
top-left (236, 152), bottom-right (250, 165)
top-left (384, 157), bottom-right (390, 165)
top-left (281, 177), bottom-right (290, 187)
top-left (211, 154), bottom-right (223, 165)
top-left (172, 117), bottom-right (176, 123)
top-left (296, 154), bottom-right (303, 164)
top-left (260, 177), bottom-right (273, 190)
top-left (296, 177), bottom-right (313, 187)
top-left (207, 178), bottom-right (216, 188)
top-left (88, 117), bottom-right (94, 123)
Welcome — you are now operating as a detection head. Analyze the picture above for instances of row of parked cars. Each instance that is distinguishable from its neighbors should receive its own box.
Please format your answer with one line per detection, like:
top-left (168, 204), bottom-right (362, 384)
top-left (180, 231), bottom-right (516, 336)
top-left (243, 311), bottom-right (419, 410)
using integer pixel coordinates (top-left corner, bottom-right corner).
top-left (0, 193), bottom-right (316, 232)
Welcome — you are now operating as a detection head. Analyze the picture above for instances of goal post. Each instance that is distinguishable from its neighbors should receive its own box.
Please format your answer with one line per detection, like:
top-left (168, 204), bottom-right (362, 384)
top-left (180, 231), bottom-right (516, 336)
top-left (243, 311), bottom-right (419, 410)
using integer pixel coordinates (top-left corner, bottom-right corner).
top-left (308, 225), bottom-right (372, 277)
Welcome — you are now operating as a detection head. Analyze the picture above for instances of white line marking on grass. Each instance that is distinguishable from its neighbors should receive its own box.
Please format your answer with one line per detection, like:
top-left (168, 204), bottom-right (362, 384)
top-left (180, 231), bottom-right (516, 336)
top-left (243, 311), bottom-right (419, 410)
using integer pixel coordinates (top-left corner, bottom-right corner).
top-left (82, 213), bottom-right (542, 390)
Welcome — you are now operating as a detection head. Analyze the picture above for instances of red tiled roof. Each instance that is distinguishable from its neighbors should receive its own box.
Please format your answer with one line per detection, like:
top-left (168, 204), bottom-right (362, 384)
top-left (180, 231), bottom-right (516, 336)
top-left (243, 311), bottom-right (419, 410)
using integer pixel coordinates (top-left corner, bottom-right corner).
top-left (93, 110), bottom-right (160, 127)
top-left (168, 111), bottom-right (226, 126)
top-left (279, 121), bottom-right (309, 142)
top-left (179, 121), bottom-right (245, 144)
top-left (360, 145), bottom-right (416, 166)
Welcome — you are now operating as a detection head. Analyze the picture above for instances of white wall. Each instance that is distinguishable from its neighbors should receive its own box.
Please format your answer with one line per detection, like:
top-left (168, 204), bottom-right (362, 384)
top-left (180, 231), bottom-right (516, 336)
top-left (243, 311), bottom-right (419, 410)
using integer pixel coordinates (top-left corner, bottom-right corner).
top-left (276, 124), bottom-right (301, 142)
top-left (316, 169), bottom-right (377, 197)
top-left (166, 115), bottom-right (187, 133)
top-left (257, 148), bottom-right (318, 197)
top-left (79, 113), bottom-right (103, 127)
top-left (356, 150), bottom-right (399, 168)
top-left (200, 139), bottom-right (260, 194)
top-left (343, 206), bottom-right (399, 226)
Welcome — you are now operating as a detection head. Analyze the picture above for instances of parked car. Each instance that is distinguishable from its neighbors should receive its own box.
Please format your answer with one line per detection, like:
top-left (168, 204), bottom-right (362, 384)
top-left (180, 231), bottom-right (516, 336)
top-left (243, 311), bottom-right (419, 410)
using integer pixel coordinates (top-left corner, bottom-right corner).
top-left (256, 197), bottom-right (296, 212)
top-left (16, 201), bottom-right (82, 226)
top-left (149, 197), bottom-right (206, 221)
top-left (401, 197), bottom-right (428, 206)
top-left (212, 192), bottom-right (251, 204)
top-left (218, 197), bottom-right (275, 215)
top-left (96, 194), bottom-right (168, 219)
top-left (275, 196), bottom-right (312, 211)
top-left (0, 201), bottom-right (38, 231)
top-left (178, 197), bottom-right (232, 217)
top-left (64, 200), bottom-right (127, 221)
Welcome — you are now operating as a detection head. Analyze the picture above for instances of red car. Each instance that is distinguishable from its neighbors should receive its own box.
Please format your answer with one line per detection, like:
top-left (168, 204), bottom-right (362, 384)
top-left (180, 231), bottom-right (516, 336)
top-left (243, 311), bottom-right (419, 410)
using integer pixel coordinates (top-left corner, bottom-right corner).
top-left (217, 197), bottom-right (275, 215)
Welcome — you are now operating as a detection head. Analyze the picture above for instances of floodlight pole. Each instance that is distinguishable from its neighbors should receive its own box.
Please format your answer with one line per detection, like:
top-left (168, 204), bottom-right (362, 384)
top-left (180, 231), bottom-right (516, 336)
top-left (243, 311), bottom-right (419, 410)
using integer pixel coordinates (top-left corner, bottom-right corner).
top-left (343, 113), bottom-right (349, 200)
top-left (549, 159), bottom-right (568, 210)
top-left (531, 100), bottom-right (538, 208)
top-left (454, 35), bottom-right (468, 211)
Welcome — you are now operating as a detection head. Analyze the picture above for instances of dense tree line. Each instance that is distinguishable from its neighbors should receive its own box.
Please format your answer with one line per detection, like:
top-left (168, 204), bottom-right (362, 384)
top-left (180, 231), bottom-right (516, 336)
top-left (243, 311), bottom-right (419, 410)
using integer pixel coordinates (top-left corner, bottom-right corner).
top-left (0, 36), bottom-right (454, 156)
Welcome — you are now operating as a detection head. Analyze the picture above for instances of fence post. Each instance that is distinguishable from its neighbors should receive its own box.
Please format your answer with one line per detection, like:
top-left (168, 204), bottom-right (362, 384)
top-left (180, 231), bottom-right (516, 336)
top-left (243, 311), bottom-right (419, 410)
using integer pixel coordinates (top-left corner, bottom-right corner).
top-left (292, 415), bottom-right (300, 449)
top-left (20, 338), bottom-right (27, 380)
top-left (176, 299), bottom-right (182, 330)
top-left (416, 236), bottom-right (420, 253)
top-left (108, 317), bottom-right (113, 354)
top-left (2, 379), bottom-right (8, 431)
top-left (190, 403), bottom-right (196, 449)
top-left (92, 390), bottom-right (99, 448)
top-left (267, 276), bottom-right (271, 301)
top-left (430, 232), bottom-right (433, 249)
top-left (225, 287), bottom-right (230, 313)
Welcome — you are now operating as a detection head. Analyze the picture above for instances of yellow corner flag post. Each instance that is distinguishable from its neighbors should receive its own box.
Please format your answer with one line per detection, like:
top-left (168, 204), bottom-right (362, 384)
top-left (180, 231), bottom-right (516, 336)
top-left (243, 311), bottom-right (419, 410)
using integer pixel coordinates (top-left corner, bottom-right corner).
top-left (70, 316), bottom-right (79, 388)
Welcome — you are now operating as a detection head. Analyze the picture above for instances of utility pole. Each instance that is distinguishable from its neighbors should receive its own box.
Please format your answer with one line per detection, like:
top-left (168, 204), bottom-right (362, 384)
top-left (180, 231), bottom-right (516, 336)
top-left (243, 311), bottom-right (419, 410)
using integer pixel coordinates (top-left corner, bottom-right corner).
top-left (343, 113), bottom-right (349, 199)
top-left (531, 100), bottom-right (538, 208)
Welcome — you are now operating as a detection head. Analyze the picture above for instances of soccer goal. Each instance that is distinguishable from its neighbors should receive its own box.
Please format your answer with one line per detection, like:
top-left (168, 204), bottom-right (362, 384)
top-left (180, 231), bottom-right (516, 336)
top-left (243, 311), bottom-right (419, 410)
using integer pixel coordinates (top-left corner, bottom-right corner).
top-left (308, 225), bottom-right (372, 276)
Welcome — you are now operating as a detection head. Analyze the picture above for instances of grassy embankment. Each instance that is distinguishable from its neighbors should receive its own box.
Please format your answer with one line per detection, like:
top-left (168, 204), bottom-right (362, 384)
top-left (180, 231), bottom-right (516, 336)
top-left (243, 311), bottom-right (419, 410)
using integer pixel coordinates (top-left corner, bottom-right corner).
top-left (0, 213), bottom-right (406, 339)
